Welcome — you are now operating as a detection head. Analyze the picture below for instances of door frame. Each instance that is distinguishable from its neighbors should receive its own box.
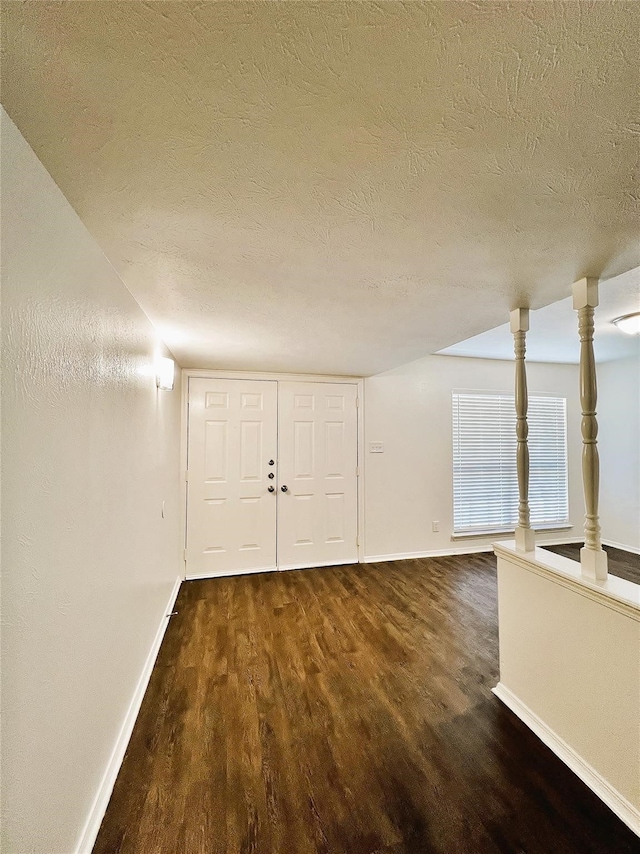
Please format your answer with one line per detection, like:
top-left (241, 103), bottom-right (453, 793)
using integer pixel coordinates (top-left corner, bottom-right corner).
top-left (180, 369), bottom-right (365, 579)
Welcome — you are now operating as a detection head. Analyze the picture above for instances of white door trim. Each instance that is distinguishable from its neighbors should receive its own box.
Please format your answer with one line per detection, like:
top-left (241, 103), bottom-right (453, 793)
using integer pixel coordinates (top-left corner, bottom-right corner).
top-left (183, 369), bottom-right (362, 382)
top-left (180, 369), bottom-right (365, 578)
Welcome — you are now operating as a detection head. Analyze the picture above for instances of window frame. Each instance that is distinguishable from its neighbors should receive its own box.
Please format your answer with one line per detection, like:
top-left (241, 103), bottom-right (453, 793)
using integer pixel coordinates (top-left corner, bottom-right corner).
top-left (451, 390), bottom-right (570, 537)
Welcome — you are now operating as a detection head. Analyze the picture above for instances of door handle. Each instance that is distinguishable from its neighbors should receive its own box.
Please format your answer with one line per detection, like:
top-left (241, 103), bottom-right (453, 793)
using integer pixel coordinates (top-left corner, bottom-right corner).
top-left (281, 485), bottom-right (288, 492)
top-left (268, 472), bottom-right (275, 479)
top-left (268, 485), bottom-right (275, 493)
top-left (268, 459), bottom-right (275, 466)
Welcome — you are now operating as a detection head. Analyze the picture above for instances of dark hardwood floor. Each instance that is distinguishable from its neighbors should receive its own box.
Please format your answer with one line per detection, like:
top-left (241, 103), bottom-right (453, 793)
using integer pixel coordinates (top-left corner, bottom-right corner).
top-left (94, 555), bottom-right (639, 854)
top-left (543, 542), bottom-right (640, 585)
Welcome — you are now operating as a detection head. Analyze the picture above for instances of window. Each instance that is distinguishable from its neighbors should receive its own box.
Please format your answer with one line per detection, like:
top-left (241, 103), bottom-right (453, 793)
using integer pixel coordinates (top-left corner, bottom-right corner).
top-left (452, 393), bottom-right (568, 535)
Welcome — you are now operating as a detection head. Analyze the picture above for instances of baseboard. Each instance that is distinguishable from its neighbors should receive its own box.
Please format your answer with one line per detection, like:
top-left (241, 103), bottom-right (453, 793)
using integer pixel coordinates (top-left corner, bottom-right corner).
top-left (363, 545), bottom-right (494, 563)
top-left (492, 682), bottom-right (640, 837)
top-left (533, 536), bottom-right (584, 547)
top-left (186, 560), bottom-right (360, 579)
top-left (75, 575), bottom-right (182, 854)
top-left (602, 539), bottom-right (640, 556)
top-left (279, 559), bottom-right (359, 572)
top-left (363, 537), bottom-right (584, 565)
top-left (539, 537), bottom-right (640, 556)
top-left (186, 565), bottom-right (277, 580)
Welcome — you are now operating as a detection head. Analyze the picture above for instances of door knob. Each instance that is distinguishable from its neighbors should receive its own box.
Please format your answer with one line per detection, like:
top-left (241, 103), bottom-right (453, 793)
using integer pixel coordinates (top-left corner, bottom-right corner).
top-left (268, 485), bottom-right (275, 493)
top-left (281, 485), bottom-right (288, 492)
top-left (268, 459), bottom-right (275, 466)
top-left (268, 472), bottom-right (275, 479)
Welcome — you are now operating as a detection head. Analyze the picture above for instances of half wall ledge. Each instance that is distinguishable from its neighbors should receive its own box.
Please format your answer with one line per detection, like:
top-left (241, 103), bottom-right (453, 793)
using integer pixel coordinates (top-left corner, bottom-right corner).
top-left (493, 540), bottom-right (640, 618)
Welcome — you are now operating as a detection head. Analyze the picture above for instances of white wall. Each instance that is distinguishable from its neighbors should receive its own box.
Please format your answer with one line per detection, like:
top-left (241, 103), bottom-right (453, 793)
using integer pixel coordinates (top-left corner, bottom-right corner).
top-left (1, 109), bottom-right (183, 853)
top-left (494, 544), bottom-right (640, 832)
top-left (598, 355), bottom-right (640, 553)
top-left (363, 354), bottom-right (583, 560)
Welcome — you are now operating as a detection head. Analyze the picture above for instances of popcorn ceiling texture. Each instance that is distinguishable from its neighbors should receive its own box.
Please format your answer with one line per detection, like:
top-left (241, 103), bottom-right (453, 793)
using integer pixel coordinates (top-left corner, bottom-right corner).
top-left (2, 1), bottom-right (639, 375)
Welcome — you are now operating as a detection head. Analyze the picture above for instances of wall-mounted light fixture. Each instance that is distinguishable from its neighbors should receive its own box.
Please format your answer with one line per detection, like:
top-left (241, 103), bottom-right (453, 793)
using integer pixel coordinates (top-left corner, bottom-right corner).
top-left (612, 312), bottom-right (640, 336)
top-left (156, 356), bottom-right (175, 390)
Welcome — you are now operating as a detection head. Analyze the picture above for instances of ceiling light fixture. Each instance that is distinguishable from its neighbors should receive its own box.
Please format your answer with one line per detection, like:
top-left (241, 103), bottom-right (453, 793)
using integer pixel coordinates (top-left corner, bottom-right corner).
top-left (612, 312), bottom-right (640, 336)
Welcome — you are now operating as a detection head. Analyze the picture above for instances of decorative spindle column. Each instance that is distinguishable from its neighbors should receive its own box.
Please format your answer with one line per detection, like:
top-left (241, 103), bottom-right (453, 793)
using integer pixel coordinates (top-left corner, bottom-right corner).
top-left (572, 278), bottom-right (608, 581)
top-left (511, 308), bottom-right (535, 552)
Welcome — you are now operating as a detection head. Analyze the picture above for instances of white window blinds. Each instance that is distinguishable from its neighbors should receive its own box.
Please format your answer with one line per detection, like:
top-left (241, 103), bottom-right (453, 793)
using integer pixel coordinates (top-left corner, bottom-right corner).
top-left (452, 393), bottom-right (568, 534)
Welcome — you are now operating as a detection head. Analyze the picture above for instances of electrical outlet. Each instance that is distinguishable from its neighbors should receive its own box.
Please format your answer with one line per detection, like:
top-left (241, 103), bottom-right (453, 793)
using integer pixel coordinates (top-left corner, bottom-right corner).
top-left (369, 442), bottom-right (384, 453)
top-left (432, 521), bottom-right (439, 533)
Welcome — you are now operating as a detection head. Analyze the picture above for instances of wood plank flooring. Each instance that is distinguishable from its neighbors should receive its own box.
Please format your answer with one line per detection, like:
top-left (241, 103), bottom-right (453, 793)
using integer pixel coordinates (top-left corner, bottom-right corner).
top-left (543, 541), bottom-right (640, 585)
top-left (93, 554), bottom-right (639, 854)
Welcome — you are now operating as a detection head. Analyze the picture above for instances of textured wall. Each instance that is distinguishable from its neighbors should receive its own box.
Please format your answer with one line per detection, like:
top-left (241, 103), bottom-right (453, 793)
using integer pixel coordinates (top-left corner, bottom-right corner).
top-left (599, 356), bottom-right (640, 552)
top-left (0, 109), bottom-right (183, 853)
top-left (2, 1), bottom-right (639, 375)
top-left (364, 354), bottom-right (583, 559)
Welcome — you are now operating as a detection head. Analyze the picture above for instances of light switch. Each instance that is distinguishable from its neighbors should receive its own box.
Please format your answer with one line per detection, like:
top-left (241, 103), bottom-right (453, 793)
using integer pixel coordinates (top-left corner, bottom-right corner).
top-left (369, 442), bottom-right (384, 453)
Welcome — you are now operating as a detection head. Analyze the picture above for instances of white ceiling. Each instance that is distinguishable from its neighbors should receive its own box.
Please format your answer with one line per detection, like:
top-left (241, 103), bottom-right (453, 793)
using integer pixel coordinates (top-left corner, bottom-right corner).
top-left (437, 266), bottom-right (640, 364)
top-left (2, 2), bottom-right (639, 376)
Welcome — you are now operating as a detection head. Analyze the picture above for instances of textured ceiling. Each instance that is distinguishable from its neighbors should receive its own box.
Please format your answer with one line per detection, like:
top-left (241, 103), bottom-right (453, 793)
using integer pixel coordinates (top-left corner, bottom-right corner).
top-left (438, 265), bottom-right (640, 364)
top-left (2, 1), bottom-right (639, 376)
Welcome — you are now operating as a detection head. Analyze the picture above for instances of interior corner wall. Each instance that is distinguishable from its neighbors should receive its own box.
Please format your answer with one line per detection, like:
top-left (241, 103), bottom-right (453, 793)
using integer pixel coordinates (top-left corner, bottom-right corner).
top-left (1, 109), bottom-right (183, 853)
top-left (598, 355), bottom-right (640, 553)
top-left (363, 354), bottom-right (584, 560)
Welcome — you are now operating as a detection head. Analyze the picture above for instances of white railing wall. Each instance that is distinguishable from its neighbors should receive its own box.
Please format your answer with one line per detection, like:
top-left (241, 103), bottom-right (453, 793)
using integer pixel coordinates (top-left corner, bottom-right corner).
top-left (493, 279), bottom-right (640, 837)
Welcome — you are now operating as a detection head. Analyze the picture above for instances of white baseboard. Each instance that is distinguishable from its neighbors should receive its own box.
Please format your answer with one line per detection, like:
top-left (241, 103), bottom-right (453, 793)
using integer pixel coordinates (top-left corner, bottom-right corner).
top-left (363, 537), bottom-right (584, 565)
top-left (76, 575), bottom-right (182, 854)
top-left (602, 538), bottom-right (640, 556)
top-left (534, 536), bottom-right (584, 546)
top-left (492, 682), bottom-right (640, 837)
top-left (187, 560), bottom-right (360, 580)
top-left (186, 565), bottom-right (277, 580)
top-left (363, 545), bottom-right (494, 563)
top-left (279, 559), bottom-right (358, 572)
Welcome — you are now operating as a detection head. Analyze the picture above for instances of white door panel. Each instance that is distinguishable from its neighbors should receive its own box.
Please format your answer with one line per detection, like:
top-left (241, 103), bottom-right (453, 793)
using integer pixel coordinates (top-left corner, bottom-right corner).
top-left (277, 382), bottom-right (358, 570)
top-left (186, 378), bottom-right (277, 578)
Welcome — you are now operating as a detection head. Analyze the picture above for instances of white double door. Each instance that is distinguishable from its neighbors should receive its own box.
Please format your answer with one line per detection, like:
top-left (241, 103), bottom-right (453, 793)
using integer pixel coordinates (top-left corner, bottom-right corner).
top-left (186, 378), bottom-right (358, 578)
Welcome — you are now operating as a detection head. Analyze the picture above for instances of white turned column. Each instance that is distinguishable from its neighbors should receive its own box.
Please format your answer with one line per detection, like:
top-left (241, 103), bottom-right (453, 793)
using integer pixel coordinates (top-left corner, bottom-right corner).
top-left (511, 308), bottom-right (535, 552)
top-left (572, 278), bottom-right (608, 581)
